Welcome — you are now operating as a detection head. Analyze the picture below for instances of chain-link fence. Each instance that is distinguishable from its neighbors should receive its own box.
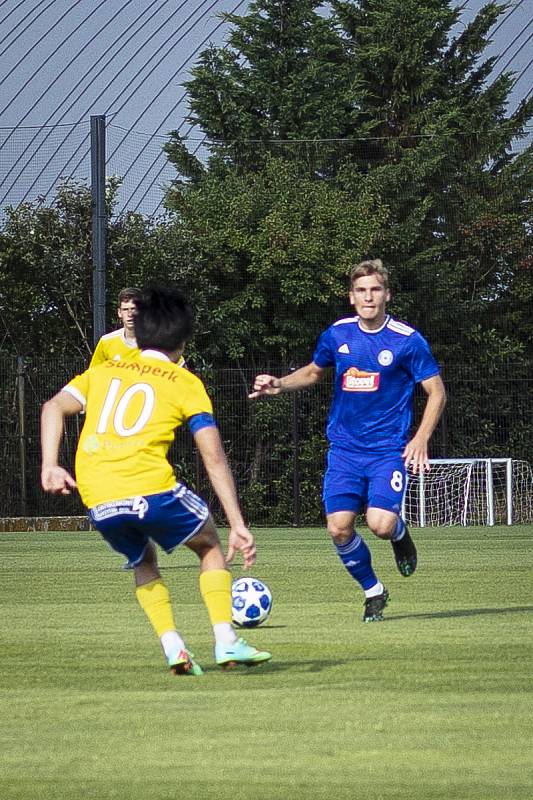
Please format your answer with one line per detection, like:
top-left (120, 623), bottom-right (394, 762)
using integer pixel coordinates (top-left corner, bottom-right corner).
top-left (1, 354), bottom-right (532, 523)
top-left (0, 120), bottom-right (182, 221)
top-left (1, 115), bottom-right (532, 524)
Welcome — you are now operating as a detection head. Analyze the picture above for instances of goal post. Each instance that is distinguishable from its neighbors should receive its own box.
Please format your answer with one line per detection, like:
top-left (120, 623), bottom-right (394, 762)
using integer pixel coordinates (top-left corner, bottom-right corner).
top-left (402, 458), bottom-right (533, 527)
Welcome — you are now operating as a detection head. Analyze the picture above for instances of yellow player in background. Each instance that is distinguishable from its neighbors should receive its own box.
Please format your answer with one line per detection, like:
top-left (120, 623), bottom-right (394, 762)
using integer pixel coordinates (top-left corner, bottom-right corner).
top-left (41, 286), bottom-right (271, 675)
top-left (89, 287), bottom-right (141, 367)
top-left (90, 287), bottom-right (185, 368)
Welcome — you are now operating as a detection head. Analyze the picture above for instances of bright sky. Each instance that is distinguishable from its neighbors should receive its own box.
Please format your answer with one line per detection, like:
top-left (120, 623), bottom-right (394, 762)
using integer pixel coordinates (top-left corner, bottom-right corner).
top-left (0, 0), bottom-right (531, 216)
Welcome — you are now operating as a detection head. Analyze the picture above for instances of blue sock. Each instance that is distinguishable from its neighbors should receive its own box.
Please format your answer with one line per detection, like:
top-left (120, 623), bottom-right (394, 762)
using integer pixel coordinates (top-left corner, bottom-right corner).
top-left (334, 533), bottom-right (378, 591)
top-left (391, 516), bottom-right (406, 542)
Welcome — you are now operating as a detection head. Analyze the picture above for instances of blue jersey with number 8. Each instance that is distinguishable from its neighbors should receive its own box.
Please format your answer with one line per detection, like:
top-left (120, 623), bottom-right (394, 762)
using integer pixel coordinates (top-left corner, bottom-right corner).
top-left (313, 315), bottom-right (440, 454)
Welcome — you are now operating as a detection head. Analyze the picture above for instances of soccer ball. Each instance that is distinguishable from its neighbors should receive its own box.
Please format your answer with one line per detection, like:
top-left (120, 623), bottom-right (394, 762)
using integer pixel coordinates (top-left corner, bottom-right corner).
top-left (231, 577), bottom-right (273, 628)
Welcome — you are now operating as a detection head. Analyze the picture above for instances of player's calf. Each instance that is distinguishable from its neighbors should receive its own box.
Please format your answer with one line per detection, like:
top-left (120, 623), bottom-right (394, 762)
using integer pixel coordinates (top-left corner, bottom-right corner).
top-left (391, 520), bottom-right (417, 577)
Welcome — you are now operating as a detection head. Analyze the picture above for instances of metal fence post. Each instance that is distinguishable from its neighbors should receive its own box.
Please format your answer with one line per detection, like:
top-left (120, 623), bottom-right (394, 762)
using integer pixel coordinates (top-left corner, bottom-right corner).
top-left (291, 372), bottom-right (301, 527)
top-left (16, 356), bottom-right (27, 515)
top-left (440, 402), bottom-right (448, 457)
top-left (91, 114), bottom-right (107, 346)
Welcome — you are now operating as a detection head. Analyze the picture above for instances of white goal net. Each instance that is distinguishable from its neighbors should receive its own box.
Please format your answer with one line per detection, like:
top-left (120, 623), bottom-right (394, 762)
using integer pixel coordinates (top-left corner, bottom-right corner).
top-left (403, 459), bottom-right (533, 527)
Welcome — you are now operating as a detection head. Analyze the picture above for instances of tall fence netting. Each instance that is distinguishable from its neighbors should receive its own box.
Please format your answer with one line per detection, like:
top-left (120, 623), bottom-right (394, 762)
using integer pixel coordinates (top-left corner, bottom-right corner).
top-left (1, 125), bottom-right (532, 523)
top-left (1, 356), bottom-right (532, 524)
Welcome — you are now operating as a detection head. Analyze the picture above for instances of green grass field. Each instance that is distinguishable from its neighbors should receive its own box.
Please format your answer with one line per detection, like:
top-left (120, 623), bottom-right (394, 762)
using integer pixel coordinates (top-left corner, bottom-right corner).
top-left (1, 525), bottom-right (532, 800)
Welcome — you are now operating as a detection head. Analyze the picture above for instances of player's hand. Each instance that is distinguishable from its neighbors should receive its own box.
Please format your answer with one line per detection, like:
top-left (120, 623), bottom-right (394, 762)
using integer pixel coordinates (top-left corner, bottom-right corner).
top-left (402, 436), bottom-right (430, 475)
top-left (248, 374), bottom-right (282, 399)
top-left (226, 523), bottom-right (257, 570)
top-left (41, 466), bottom-right (77, 495)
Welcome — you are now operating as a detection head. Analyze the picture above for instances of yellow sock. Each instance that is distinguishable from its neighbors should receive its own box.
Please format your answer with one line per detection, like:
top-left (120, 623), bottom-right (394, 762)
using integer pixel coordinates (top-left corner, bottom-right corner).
top-left (199, 569), bottom-right (232, 625)
top-left (135, 578), bottom-right (176, 637)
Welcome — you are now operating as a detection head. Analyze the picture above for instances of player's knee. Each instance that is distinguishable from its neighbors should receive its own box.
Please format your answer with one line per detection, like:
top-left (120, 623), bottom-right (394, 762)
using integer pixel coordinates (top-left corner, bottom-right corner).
top-left (327, 521), bottom-right (353, 545)
top-left (186, 517), bottom-right (223, 560)
top-left (366, 507), bottom-right (398, 539)
top-left (134, 542), bottom-right (161, 585)
top-left (369, 519), bottom-right (396, 539)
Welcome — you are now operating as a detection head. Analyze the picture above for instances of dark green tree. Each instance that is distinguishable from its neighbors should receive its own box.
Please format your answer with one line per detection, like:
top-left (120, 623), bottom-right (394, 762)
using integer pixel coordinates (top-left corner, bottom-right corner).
top-left (165, 155), bottom-right (386, 368)
top-left (328, 1), bottom-right (533, 456)
top-left (175, 0), bottom-right (366, 161)
top-left (166, 0), bottom-right (532, 365)
top-left (167, 0), bottom-right (533, 348)
top-left (0, 180), bottom-right (204, 361)
top-left (329, 1), bottom-right (533, 359)
top-left (163, 0), bottom-right (533, 474)
top-left (0, 181), bottom-right (95, 359)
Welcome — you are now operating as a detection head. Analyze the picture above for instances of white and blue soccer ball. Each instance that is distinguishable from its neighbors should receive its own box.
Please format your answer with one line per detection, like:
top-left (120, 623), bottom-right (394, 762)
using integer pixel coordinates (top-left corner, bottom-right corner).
top-left (231, 577), bottom-right (273, 628)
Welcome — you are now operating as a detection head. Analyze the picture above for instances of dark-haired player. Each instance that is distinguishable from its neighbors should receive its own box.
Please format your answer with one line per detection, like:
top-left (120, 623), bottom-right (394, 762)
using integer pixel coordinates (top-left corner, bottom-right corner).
top-left (250, 259), bottom-right (446, 623)
top-left (41, 287), bottom-right (271, 675)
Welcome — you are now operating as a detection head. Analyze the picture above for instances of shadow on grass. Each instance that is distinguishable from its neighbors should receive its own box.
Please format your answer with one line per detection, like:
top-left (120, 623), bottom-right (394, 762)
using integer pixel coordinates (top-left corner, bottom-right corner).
top-left (200, 658), bottom-right (357, 675)
top-left (385, 605), bottom-right (533, 622)
top-left (241, 623), bottom-right (286, 629)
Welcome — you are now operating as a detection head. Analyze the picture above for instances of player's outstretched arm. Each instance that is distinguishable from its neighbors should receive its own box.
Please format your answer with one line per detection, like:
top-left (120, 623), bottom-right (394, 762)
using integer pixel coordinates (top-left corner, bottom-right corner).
top-left (249, 362), bottom-right (324, 399)
top-left (193, 425), bottom-right (256, 569)
top-left (41, 391), bottom-right (82, 495)
top-left (402, 375), bottom-right (446, 474)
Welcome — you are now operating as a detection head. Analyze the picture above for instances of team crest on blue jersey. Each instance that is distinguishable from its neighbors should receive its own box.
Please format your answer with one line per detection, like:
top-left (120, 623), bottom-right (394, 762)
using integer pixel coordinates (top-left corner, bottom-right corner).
top-left (378, 349), bottom-right (394, 366)
top-left (342, 367), bottom-right (380, 392)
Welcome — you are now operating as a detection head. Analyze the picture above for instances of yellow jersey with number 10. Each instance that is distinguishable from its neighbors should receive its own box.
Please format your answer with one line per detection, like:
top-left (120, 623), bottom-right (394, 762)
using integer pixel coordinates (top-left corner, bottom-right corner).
top-left (63, 353), bottom-right (212, 508)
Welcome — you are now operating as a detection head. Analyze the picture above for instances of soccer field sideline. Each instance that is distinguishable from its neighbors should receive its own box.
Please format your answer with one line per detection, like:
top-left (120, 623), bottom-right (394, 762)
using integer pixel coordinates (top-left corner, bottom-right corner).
top-left (1, 525), bottom-right (532, 800)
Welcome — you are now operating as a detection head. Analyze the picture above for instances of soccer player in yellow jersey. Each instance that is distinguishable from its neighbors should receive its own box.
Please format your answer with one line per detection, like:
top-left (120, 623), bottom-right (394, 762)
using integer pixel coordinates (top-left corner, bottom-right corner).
top-left (41, 287), bottom-right (271, 675)
top-left (89, 287), bottom-right (142, 367)
top-left (90, 287), bottom-right (185, 368)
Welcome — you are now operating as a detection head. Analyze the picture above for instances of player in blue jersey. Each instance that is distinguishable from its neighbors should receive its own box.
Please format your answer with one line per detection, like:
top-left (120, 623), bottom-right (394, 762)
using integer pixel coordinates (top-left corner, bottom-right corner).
top-left (250, 259), bottom-right (446, 622)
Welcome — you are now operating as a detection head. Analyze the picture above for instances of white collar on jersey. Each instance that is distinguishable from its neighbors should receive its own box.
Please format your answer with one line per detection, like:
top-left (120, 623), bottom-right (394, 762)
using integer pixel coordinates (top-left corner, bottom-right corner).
top-left (356, 314), bottom-right (390, 334)
top-left (141, 349), bottom-right (171, 361)
top-left (121, 329), bottom-right (137, 347)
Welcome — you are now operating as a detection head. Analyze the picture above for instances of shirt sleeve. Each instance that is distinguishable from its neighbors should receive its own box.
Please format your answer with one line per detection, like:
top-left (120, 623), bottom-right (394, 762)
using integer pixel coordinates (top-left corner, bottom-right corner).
top-left (405, 332), bottom-right (440, 383)
top-left (312, 327), bottom-right (335, 368)
top-left (179, 375), bottom-right (214, 420)
top-left (89, 338), bottom-right (106, 368)
top-left (62, 370), bottom-right (90, 407)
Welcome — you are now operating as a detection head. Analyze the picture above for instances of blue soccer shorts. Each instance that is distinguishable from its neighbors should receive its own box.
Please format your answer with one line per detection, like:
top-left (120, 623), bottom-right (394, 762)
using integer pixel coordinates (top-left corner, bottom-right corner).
top-left (322, 447), bottom-right (407, 515)
top-left (88, 483), bottom-right (209, 569)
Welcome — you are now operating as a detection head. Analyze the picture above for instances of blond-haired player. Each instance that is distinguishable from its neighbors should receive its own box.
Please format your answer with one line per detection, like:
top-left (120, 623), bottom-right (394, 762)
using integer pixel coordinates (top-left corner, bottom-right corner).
top-left (250, 259), bottom-right (446, 623)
